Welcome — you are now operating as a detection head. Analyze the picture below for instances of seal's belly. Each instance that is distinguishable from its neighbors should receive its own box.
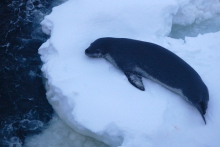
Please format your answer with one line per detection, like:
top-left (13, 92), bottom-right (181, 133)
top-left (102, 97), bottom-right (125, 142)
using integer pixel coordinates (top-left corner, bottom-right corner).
top-left (134, 66), bottom-right (190, 103)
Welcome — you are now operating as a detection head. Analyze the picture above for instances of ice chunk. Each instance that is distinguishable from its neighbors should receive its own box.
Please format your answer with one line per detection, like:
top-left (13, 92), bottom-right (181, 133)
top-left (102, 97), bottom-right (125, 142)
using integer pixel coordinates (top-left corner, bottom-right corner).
top-left (37, 0), bottom-right (220, 146)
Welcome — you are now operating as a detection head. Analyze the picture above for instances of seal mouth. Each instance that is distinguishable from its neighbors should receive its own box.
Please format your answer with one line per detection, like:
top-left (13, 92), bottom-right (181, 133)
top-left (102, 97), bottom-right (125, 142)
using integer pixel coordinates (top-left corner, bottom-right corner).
top-left (86, 53), bottom-right (102, 58)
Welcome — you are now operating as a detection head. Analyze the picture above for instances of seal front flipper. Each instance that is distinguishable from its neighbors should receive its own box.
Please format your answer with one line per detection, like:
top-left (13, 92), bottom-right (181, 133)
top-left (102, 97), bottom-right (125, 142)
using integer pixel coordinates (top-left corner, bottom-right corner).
top-left (124, 72), bottom-right (145, 91)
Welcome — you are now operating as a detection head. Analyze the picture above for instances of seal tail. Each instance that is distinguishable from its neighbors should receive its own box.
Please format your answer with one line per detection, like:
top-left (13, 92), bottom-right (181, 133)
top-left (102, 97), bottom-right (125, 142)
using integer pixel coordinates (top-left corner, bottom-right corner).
top-left (194, 103), bottom-right (206, 124)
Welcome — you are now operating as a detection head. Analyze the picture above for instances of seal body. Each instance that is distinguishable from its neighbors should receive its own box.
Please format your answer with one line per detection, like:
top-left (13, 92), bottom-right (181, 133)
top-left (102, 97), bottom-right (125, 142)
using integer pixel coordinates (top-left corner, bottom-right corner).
top-left (85, 37), bottom-right (209, 124)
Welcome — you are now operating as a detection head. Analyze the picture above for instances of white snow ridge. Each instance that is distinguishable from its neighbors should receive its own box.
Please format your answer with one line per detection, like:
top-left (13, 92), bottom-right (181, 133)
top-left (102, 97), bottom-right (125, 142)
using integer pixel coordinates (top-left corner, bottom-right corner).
top-left (25, 0), bottom-right (220, 147)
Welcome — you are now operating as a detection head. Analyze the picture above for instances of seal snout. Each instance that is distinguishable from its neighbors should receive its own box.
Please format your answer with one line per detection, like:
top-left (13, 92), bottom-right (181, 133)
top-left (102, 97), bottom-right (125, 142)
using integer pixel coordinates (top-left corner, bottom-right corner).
top-left (85, 48), bottom-right (93, 57)
top-left (85, 49), bottom-right (90, 55)
top-left (85, 48), bottom-right (103, 58)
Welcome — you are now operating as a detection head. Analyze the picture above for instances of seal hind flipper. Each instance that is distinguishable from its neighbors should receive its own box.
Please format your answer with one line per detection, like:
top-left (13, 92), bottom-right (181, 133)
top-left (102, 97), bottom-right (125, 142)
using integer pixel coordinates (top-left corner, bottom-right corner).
top-left (194, 103), bottom-right (206, 124)
top-left (125, 72), bottom-right (145, 91)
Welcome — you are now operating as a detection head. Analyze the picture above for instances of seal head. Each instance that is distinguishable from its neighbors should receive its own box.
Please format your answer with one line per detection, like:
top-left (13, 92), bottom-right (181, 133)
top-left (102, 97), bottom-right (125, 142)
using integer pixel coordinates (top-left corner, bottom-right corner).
top-left (85, 38), bottom-right (109, 57)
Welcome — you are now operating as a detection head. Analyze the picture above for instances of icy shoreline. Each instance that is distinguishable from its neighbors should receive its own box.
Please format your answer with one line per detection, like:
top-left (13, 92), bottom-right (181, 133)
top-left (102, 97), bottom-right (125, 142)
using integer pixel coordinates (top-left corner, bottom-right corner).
top-left (36, 0), bottom-right (220, 146)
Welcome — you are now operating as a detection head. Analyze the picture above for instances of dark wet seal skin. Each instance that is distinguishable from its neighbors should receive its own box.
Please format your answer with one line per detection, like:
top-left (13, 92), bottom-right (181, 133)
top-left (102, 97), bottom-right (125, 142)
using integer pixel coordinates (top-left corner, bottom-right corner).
top-left (85, 37), bottom-right (209, 124)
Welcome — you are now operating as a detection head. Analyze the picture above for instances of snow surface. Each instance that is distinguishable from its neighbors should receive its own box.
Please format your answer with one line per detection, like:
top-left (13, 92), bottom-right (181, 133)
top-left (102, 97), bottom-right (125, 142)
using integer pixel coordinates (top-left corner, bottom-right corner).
top-left (34, 0), bottom-right (220, 146)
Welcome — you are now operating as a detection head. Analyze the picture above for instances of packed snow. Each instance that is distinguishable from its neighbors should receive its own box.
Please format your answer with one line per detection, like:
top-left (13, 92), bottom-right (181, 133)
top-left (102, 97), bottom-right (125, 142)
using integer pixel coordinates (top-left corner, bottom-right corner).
top-left (27, 0), bottom-right (220, 146)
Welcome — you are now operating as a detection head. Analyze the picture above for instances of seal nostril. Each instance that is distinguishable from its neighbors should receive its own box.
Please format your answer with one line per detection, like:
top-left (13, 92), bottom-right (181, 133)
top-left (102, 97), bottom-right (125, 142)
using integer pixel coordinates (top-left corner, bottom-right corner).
top-left (85, 49), bottom-right (89, 54)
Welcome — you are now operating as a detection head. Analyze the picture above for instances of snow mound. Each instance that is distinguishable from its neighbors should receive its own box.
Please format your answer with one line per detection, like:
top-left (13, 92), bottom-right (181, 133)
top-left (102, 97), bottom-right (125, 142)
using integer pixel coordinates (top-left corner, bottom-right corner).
top-left (173, 0), bottom-right (220, 25)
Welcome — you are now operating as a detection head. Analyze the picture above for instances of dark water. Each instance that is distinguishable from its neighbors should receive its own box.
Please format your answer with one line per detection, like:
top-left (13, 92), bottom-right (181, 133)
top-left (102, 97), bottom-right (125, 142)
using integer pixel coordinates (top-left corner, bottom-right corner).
top-left (0, 0), bottom-right (64, 146)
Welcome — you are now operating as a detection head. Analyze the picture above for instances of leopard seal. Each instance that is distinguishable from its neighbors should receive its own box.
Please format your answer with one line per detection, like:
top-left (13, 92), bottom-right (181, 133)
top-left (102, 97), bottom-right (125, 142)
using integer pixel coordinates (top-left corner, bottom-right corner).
top-left (85, 37), bottom-right (209, 124)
